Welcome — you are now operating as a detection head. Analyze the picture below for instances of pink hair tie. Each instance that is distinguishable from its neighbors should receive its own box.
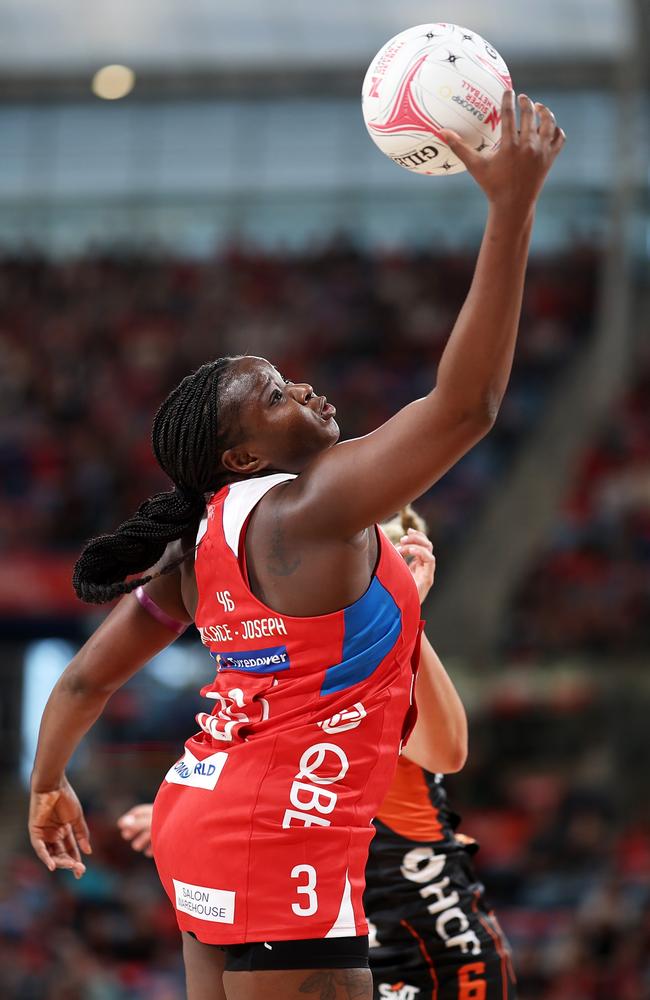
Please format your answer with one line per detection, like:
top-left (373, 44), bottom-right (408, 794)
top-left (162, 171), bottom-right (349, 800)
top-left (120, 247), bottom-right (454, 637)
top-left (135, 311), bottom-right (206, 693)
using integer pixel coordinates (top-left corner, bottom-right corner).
top-left (135, 586), bottom-right (188, 635)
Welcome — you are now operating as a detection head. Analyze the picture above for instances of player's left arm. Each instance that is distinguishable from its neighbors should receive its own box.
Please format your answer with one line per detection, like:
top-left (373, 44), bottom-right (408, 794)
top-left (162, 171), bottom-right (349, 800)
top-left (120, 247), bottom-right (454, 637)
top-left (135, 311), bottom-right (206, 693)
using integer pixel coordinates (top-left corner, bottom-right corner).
top-left (29, 566), bottom-right (189, 876)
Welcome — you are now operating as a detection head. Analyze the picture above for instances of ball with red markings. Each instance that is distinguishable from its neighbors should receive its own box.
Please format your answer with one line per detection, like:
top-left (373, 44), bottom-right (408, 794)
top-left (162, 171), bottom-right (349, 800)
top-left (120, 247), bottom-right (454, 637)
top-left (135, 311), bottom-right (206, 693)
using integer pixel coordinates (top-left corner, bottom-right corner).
top-left (362, 23), bottom-right (511, 176)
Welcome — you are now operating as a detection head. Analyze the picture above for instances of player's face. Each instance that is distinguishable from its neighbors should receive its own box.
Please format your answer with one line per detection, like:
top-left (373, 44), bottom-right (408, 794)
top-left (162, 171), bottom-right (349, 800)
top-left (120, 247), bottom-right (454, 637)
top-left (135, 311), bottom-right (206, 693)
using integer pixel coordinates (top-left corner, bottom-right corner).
top-left (220, 356), bottom-right (339, 475)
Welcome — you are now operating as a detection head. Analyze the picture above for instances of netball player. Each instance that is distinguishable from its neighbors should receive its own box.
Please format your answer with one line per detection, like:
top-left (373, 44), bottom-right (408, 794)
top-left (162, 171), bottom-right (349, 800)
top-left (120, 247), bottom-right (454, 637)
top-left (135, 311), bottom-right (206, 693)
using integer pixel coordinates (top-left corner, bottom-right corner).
top-left (368, 511), bottom-right (516, 1000)
top-left (29, 93), bottom-right (563, 1000)
top-left (117, 513), bottom-right (516, 999)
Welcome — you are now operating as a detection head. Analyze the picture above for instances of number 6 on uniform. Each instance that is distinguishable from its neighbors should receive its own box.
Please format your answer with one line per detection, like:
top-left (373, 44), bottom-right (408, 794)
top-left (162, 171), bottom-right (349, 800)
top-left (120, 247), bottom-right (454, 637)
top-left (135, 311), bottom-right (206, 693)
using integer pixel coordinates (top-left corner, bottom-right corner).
top-left (290, 864), bottom-right (318, 916)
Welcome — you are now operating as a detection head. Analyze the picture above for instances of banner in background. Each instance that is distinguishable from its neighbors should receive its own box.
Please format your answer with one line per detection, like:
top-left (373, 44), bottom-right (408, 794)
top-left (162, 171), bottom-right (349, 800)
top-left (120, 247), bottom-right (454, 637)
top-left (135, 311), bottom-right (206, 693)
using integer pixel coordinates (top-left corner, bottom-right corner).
top-left (0, 554), bottom-right (86, 615)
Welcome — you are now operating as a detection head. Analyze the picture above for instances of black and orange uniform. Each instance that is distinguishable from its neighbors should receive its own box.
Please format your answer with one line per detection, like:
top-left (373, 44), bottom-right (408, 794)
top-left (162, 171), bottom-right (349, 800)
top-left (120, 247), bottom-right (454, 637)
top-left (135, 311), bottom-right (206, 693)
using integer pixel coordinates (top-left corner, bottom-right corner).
top-left (364, 756), bottom-right (516, 1000)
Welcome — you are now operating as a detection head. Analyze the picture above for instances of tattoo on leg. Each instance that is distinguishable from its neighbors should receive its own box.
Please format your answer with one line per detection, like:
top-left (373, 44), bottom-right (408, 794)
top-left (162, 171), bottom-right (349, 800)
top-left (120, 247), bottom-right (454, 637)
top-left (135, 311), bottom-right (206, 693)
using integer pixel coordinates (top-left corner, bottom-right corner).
top-left (298, 969), bottom-right (370, 1000)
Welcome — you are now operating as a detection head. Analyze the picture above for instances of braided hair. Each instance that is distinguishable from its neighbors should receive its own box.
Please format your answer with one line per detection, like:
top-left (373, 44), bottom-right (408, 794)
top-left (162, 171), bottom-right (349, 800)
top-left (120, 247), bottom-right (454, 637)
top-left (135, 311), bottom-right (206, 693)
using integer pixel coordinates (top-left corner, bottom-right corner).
top-left (73, 357), bottom-right (239, 604)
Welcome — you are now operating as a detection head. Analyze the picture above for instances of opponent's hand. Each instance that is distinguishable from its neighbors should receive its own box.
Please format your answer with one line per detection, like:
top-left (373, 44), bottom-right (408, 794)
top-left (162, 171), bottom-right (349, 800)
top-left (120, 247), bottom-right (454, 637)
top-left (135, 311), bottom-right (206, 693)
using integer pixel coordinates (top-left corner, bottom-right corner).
top-left (396, 529), bottom-right (436, 604)
top-left (117, 803), bottom-right (154, 857)
top-left (440, 91), bottom-right (565, 214)
top-left (29, 776), bottom-right (92, 878)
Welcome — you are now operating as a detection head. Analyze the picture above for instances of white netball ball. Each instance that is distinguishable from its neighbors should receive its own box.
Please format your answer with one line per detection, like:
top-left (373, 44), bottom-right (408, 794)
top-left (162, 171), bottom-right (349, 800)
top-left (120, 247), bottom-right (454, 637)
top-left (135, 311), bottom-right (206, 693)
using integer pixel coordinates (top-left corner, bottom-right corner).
top-left (362, 23), bottom-right (511, 176)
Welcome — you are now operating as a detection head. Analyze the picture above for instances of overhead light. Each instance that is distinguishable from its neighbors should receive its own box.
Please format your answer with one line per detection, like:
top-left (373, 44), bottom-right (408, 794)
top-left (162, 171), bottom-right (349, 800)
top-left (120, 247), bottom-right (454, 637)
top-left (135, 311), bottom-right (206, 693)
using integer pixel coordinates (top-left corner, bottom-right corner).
top-left (92, 64), bottom-right (135, 100)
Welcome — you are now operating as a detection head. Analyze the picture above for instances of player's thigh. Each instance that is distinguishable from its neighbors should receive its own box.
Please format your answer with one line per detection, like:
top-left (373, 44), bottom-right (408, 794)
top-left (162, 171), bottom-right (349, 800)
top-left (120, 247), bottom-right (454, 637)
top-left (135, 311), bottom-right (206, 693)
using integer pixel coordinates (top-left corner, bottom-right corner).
top-left (224, 967), bottom-right (373, 999)
top-left (182, 931), bottom-right (227, 1000)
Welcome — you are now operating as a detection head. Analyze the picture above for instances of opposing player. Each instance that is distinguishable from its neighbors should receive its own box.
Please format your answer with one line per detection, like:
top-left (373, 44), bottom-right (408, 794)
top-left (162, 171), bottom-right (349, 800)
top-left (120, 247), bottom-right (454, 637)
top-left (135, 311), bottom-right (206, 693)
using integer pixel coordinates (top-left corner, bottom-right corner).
top-left (29, 92), bottom-right (562, 1000)
top-left (118, 512), bottom-right (516, 999)
top-left (368, 511), bottom-right (516, 1000)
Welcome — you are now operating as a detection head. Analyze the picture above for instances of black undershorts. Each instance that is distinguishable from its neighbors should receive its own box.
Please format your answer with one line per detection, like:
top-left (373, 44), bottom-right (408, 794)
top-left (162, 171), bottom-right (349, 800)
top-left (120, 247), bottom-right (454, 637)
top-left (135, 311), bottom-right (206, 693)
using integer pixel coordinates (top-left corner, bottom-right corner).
top-left (186, 932), bottom-right (369, 972)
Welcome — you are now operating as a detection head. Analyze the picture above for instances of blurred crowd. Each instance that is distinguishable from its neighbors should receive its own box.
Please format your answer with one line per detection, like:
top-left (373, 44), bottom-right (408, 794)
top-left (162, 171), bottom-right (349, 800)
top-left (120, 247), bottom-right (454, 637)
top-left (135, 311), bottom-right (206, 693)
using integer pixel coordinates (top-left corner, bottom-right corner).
top-left (0, 242), bottom-right (596, 565)
top-left (7, 241), bottom-right (650, 1000)
top-left (1, 802), bottom-right (184, 1000)
top-left (455, 692), bottom-right (650, 1000)
top-left (508, 351), bottom-right (650, 657)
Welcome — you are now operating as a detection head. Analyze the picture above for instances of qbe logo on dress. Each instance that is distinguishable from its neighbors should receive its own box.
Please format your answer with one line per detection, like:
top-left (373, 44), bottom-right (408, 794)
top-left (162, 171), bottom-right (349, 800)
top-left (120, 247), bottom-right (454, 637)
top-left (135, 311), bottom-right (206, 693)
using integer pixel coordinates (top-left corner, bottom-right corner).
top-left (165, 748), bottom-right (228, 790)
top-left (217, 645), bottom-right (290, 673)
top-left (172, 880), bottom-right (236, 924)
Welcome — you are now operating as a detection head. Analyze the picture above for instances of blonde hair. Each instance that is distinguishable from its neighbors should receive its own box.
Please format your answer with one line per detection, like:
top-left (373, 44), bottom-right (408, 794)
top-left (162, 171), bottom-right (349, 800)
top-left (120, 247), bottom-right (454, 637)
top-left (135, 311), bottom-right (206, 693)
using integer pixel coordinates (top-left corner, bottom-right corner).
top-left (381, 504), bottom-right (427, 546)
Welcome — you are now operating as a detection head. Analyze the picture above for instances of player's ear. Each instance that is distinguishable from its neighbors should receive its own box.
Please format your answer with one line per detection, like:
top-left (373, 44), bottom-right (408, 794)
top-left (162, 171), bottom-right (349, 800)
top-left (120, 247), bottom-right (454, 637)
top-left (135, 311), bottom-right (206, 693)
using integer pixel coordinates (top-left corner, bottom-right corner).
top-left (221, 446), bottom-right (270, 476)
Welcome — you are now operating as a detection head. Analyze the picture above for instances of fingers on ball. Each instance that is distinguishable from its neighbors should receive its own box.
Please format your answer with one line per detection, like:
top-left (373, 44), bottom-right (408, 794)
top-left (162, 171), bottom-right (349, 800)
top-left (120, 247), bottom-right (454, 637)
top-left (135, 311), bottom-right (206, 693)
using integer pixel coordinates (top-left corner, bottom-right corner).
top-left (500, 90), bottom-right (517, 141)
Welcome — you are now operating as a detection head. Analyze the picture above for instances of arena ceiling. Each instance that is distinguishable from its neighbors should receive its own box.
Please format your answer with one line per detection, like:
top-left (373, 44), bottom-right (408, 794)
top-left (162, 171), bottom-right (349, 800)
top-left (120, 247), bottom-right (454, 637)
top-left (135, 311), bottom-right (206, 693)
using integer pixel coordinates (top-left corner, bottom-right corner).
top-left (1, 0), bottom-right (633, 73)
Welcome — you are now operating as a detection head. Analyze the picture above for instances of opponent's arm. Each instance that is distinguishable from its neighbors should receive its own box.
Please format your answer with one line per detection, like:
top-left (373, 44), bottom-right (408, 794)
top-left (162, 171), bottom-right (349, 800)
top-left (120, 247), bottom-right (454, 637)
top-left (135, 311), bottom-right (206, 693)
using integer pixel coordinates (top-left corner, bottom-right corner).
top-left (395, 530), bottom-right (467, 773)
top-left (288, 94), bottom-right (565, 536)
top-left (402, 634), bottom-right (468, 773)
top-left (29, 560), bottom-right (189, 875)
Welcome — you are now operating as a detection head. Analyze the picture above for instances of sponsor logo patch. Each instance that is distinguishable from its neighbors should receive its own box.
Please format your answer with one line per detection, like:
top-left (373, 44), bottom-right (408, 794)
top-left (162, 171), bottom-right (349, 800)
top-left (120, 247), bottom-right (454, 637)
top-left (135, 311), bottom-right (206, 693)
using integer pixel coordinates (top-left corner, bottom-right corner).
top-left (172, 879), bottom-right (235, 923)
top-left (317, 702), bottom-right (366, 734)
top-left (378, 984), bottom-right (421, 1000)
top-left (165, 748), bottom-right (228, 790)
top-left (215, 645), bottom-right (290, 673)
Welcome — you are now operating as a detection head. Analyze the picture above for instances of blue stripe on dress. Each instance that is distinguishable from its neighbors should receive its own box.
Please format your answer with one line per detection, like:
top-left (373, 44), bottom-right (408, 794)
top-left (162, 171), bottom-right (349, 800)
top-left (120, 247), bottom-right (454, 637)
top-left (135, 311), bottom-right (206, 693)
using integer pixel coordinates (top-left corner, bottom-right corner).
top-left (320, 576), bottom-right (402, 696)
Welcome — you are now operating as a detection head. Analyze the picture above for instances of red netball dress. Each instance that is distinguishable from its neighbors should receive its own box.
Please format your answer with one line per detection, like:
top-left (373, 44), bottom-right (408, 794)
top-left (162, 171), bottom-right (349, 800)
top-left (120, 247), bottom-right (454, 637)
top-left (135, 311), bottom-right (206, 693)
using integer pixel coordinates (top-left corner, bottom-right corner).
top-left (152, 473), bottom-right (422, 945)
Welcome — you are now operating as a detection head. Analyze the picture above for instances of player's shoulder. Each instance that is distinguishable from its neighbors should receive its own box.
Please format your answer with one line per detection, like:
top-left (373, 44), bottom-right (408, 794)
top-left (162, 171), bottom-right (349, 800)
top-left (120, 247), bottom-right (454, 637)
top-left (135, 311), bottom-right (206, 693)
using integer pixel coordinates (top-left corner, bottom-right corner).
top-left (245, 473), bottom-right (304, 537)
top-left (254, 451), bottom-right (374, 547)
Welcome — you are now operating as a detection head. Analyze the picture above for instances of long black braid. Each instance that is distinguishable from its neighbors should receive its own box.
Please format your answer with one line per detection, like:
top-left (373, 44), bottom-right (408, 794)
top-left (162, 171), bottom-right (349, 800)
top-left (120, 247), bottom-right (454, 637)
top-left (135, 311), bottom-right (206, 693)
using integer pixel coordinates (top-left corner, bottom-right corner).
top-left (73, 357), bottom-right (240, 604)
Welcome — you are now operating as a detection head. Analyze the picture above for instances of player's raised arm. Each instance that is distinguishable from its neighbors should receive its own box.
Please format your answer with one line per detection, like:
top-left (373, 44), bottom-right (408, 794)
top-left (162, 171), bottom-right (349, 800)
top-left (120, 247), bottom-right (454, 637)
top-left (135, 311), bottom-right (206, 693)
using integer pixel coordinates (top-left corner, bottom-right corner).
top-left (287, 92), bottom-right (565, 537)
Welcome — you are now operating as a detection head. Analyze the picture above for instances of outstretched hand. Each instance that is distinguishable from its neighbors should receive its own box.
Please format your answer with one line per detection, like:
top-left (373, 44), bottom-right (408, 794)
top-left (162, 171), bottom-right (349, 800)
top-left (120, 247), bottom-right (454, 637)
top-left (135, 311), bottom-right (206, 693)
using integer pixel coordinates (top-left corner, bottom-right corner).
top-left (29, 776), bottom-right (92, 879)
top-left (440, 91), bottom-right (565, 214)
top-left (396, 528), bottom-right (436, 604)
top-left (117, 803), bottom-right (154, 857)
